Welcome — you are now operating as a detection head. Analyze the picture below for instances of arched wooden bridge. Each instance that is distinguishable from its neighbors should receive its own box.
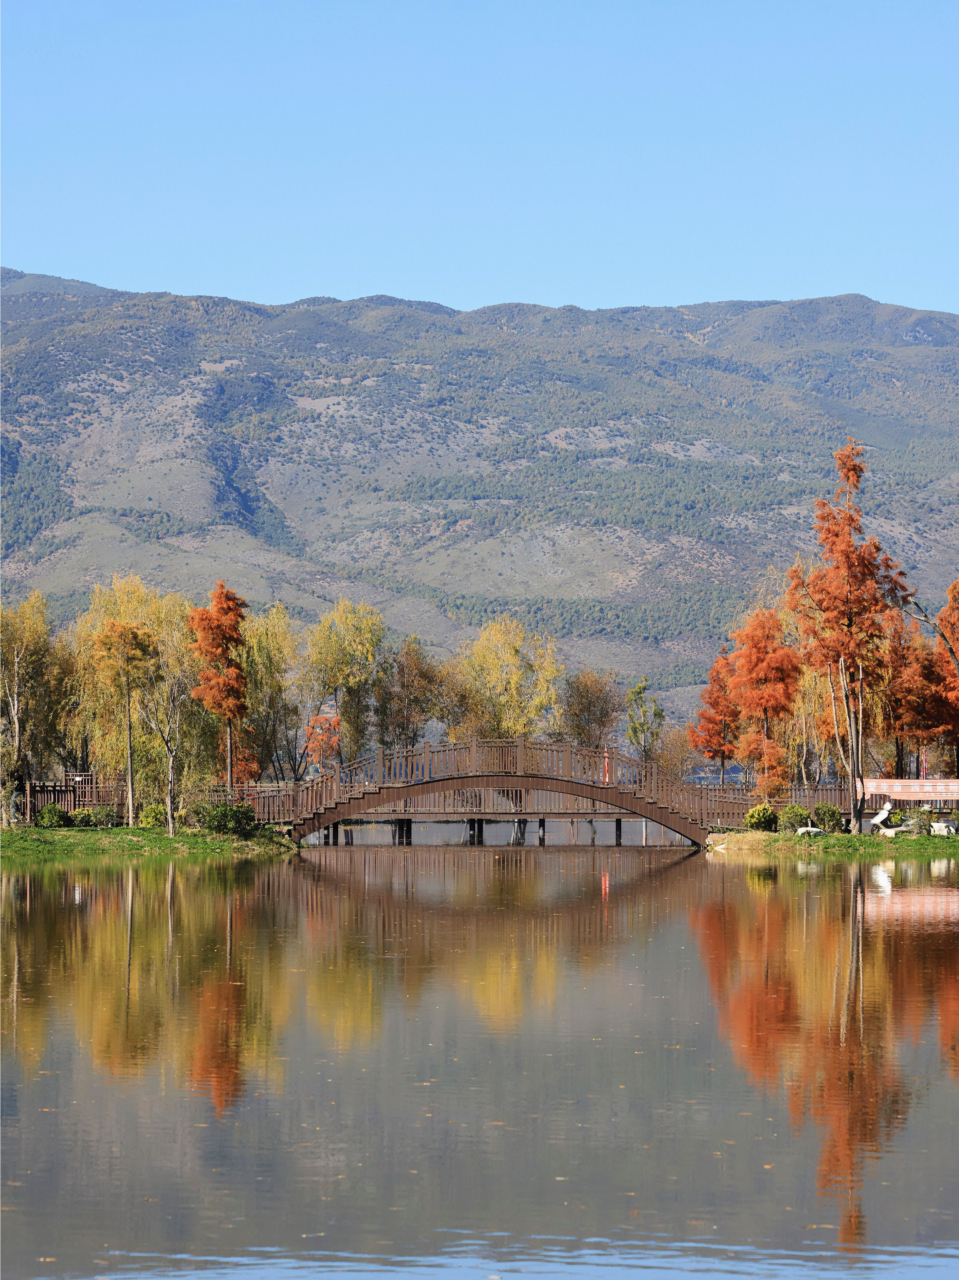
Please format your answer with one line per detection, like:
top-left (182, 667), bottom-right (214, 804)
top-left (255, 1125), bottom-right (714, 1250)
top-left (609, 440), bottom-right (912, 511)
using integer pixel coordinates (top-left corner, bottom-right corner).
top-left (236, 739), bottom-right (753, 846)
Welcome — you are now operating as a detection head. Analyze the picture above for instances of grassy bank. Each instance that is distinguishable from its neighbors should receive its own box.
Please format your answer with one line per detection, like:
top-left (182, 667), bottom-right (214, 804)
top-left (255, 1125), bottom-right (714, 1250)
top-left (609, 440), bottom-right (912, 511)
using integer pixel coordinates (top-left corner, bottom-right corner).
top-left (709, 830), bottom-right (958, 863)
top-left (0, 824), bottom-right (293, 870)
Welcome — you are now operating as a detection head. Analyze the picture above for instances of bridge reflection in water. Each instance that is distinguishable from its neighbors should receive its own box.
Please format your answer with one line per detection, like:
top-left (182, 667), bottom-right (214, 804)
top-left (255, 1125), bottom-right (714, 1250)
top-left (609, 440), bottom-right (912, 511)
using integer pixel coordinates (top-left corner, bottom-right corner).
top-left (2, 851), bottom-right (957, 1273)
top-left (303, 815), bottom-right (691, 847)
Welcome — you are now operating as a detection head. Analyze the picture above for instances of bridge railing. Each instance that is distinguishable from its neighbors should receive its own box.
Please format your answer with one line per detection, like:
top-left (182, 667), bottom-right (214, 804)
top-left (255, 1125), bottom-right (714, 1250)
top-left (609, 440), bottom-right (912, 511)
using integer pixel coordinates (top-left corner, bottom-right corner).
top-left (224, 739), bottom-right (848, 833)
top-left (230, 739), bottom-right (757, 831)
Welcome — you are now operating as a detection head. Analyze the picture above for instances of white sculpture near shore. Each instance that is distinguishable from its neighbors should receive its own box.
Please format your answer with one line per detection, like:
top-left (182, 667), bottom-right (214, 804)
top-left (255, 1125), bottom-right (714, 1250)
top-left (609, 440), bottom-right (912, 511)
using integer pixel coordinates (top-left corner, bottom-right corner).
top-left (869, 802), bottom-right (898, 837)
top-left (869, 801), bottom-right (958, 838)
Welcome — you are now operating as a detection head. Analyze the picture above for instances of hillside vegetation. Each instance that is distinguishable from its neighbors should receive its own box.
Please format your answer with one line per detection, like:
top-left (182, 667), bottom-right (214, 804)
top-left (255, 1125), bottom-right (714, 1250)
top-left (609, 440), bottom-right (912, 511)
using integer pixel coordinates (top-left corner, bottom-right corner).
top-left (2, 267), bottom-right (957, 709)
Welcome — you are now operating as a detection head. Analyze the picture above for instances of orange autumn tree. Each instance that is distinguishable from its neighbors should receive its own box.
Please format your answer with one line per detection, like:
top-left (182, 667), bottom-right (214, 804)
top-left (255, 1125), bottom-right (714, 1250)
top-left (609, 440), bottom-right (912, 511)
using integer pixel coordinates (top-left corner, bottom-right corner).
top-left (688, 645), bottom-right (740, 787)
top-left (304, 713), bottom-right (341, 768)
top-left (907, 574), bottom-right (959, 683)
top-left (787, 439), bottom-right (911, 830)
top-left (728, 609), bottom-right (799, 798)
top-left (94, 620), bottom-right (157, 826)
top-left (906, 577), bottom-right (959, 774)
top-left (877, 615), bottom-right (944, 779)
top-left (934, 581), bottom-right (959, 773)
top-left (188, 581), bottom-right (248, 790)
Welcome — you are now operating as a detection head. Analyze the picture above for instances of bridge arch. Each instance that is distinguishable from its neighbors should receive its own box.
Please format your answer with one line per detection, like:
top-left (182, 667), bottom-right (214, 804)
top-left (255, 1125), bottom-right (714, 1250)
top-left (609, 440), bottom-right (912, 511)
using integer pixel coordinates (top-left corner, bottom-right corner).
top-left (290, 772), bottom-right (705, 844)
top-left (239, 739), bottom-right (750, 847)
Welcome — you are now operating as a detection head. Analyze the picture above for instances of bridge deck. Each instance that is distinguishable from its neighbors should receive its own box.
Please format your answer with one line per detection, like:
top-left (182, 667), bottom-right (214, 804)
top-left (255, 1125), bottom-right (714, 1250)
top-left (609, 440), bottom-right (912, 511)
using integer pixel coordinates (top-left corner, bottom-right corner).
top-left (229, 740), bottom-right (768, 846)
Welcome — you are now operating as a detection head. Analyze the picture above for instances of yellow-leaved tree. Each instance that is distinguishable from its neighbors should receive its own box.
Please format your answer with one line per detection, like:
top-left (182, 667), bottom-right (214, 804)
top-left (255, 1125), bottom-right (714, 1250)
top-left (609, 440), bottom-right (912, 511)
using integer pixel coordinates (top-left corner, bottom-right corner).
top-left (303, 599), bottom-right (386, 761)
top-left (242, 603), bottom-right (307, 781)
top-left (0, 592), bottom-right (74, 824)
top-left (74, 575), bottom-right (214, 825)
top-left (94, 620), bottom-right (158, 827)
top-left (442, 616), bottom-right (563, 741)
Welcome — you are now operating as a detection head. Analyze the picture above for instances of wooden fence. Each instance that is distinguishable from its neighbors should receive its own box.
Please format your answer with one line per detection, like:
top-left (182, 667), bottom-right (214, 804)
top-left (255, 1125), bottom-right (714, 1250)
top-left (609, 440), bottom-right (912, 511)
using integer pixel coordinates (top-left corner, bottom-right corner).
top-left (23, 774), bottom-right (128, 823)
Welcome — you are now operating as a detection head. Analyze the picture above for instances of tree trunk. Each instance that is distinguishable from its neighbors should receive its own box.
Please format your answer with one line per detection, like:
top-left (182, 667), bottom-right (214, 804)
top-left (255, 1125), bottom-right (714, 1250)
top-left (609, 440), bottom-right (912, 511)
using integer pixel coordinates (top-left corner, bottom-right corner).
top-left (226, 718), bottom-right (234, 792)
top-left (844, 688), bottom-right (865, 833)
top-left (125, 678), bottom-right (135, 828)
top-left (165, 749), bottom-right (176, 837)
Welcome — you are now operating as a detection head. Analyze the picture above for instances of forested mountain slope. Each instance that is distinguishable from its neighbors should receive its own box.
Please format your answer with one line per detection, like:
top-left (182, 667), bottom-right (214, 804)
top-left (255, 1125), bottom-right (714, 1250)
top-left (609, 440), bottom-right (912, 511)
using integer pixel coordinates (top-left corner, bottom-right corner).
top-left (2, 267), bottom-right (957, 711)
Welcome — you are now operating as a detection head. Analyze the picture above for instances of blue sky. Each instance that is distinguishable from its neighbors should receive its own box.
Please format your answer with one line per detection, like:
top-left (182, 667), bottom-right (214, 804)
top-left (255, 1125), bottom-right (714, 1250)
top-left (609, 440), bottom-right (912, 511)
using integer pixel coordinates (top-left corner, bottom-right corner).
top-left (3, 0), bottom-right (957, 312)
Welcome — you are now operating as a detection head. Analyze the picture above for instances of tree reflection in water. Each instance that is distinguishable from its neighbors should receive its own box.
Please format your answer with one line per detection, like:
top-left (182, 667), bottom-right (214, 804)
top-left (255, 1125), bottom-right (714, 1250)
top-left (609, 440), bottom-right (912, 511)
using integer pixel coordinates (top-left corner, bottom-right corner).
top-left (1, 848), bottom-right (685, 1098)
top-left (2, 848), bottom-right (957, 1260)
top-left (690, 859), bottom-right (959, 1249)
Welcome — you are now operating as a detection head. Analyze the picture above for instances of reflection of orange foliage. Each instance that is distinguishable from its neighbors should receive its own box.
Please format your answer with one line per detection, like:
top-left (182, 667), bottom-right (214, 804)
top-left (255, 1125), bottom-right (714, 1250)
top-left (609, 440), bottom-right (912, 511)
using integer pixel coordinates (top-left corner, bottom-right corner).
top-left (187, 976), bottom-right (246, 1114)
top-left (691, 873), bottom-right (959, 1250)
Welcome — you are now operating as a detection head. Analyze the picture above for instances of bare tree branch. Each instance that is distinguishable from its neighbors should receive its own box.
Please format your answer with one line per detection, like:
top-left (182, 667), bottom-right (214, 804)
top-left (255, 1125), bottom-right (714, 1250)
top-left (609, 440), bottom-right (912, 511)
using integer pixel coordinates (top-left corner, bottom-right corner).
top-left (906, 600), bottom-right (959, 679)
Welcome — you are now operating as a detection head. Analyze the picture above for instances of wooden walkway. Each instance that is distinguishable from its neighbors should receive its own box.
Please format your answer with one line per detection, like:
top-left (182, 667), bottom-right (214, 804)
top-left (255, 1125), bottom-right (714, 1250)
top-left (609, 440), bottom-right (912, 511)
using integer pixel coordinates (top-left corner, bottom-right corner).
top-left (237, 740), bottom-right (752, 846)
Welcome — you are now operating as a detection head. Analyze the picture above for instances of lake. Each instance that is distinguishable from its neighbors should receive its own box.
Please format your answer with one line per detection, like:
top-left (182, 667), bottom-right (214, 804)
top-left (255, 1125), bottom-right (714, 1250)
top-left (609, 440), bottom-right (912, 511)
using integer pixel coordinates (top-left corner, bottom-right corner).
top-left (3, 846), bottom-right (958, 1278)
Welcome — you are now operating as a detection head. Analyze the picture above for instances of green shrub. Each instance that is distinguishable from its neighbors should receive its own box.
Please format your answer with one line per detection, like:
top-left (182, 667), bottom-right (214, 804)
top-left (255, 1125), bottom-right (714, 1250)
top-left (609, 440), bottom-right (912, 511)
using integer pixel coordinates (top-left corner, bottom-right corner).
top-left (90, 804), bottom-right (121, 828)
top-left (814, 802), bottom-right (844, 833)
top-left (196, 801), bottom-right (257, 837)
top-left (35, 803), bottom-right (71, 829)
top-left (138, 802), bottom-right (168, 830)
top-left (744, 802), bottom-right (778, 832)
top-left (71, 806), bottom-right (96, 828)
top-left (778, 804), bottom-right (811, 833)
top-left (913, 810), bottom-right (933, 836)
top-left (888, 809), bottom-right (905, 829)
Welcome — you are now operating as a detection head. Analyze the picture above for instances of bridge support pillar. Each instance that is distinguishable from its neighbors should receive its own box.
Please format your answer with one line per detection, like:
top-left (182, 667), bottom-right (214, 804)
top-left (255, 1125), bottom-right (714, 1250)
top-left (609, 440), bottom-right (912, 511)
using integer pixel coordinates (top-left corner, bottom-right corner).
top-left (467, 818), bottom-right (484, 846)
top-left (538, 817), bottom-right (546, 847)
top-left (332, 822), bottom-right (339, 846)
top-left (615, 817), bottom-right (622, 847)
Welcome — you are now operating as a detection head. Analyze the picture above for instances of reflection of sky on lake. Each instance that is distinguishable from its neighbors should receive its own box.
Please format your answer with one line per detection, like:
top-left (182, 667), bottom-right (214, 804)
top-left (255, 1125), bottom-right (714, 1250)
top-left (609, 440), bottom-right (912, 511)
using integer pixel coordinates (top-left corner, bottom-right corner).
top-left (2, 850), bottom-right (958, 1278)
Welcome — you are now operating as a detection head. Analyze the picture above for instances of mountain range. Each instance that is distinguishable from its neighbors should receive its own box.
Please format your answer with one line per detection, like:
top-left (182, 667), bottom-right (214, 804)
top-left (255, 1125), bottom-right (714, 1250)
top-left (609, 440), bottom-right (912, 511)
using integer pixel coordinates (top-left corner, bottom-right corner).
top-left (2, 267), bottom-right (957, 715)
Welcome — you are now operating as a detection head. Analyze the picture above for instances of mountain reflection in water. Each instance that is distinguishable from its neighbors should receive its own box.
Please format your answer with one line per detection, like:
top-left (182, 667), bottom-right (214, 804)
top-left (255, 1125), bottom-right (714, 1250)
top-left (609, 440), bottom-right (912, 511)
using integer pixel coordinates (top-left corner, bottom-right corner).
top-left (2, 848), bottom-right (958, 1278)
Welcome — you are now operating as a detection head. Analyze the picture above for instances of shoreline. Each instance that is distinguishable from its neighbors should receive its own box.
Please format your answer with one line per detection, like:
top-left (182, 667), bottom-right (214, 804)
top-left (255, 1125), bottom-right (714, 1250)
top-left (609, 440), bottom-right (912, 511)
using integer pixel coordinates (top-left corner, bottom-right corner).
top-left (0, 825), bottom-right (294, 869)
top-left (707, 830), bottom-right (958, 862)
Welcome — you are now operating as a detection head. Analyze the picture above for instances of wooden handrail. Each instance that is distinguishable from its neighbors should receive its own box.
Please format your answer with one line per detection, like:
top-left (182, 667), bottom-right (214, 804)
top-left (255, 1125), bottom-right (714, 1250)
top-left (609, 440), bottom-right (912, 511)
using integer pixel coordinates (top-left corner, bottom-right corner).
top-left (208, 738), bottom-right (855, 836)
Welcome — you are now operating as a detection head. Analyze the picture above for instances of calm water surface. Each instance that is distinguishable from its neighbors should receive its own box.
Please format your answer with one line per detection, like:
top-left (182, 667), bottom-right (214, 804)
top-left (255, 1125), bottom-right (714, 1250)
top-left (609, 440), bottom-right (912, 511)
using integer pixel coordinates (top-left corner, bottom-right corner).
top-left (2, 846), bottom-right (958, 1278)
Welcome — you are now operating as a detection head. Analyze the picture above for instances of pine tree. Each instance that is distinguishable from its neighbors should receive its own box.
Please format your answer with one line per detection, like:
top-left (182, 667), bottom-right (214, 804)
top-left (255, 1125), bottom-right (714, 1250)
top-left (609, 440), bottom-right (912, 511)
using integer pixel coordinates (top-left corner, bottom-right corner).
top-left (625, 677), bottom-right (664, 761)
